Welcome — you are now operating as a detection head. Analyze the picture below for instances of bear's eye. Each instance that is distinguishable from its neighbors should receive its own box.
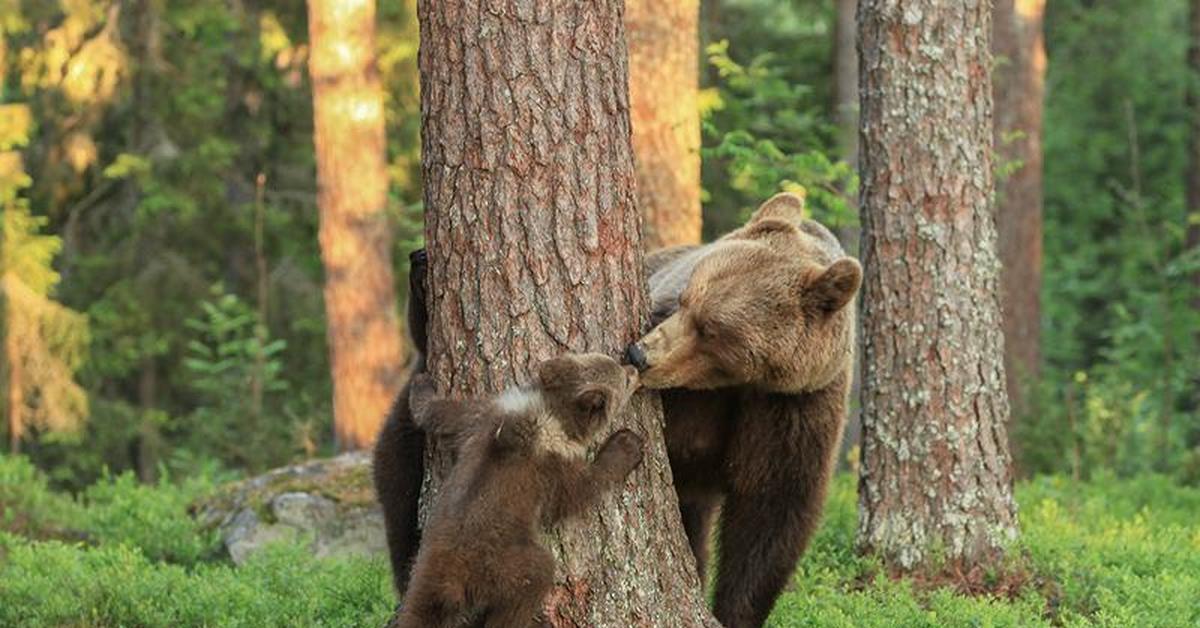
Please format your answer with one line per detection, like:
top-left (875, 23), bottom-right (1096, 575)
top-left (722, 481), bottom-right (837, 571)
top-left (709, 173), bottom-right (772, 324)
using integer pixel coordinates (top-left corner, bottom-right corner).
top-left (694, 319), bottom-right (717, 339)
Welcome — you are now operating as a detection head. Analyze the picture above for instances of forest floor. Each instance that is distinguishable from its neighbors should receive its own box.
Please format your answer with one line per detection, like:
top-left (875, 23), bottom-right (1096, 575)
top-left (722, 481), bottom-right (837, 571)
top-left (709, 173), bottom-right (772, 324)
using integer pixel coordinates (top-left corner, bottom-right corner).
top-left (1, 455), bottom-right (1197, 627)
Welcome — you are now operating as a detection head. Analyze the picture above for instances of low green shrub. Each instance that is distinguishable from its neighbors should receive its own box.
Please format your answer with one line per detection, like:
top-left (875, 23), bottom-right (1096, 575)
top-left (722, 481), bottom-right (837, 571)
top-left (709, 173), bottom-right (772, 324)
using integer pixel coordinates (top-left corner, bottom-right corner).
top-left (0, 455), bottom-right (83, 540)
top-left (1016, 474), bottom-right (1200, 628)
top-left (0, 454), bottom-right (220, 564)
top-left (77, 470), bottom-right (221, 565)
top-left (0, 535), bottom-right (392, 627)
top-left (3, 455), bottom-right (1199, 627)
top-left (770, 476), bottom-right (1052, 628)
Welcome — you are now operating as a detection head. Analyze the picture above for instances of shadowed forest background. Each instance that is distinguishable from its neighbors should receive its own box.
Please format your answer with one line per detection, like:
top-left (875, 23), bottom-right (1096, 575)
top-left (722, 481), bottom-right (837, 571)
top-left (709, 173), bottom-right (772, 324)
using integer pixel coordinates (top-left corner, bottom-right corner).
top-left (2, 0), bottom-right (1200, 626)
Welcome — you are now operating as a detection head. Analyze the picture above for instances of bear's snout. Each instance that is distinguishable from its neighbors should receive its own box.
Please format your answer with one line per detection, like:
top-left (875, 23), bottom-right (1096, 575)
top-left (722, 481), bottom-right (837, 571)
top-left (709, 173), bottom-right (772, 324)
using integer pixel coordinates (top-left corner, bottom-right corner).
top-left (625, 343), bottom-right (650, 372)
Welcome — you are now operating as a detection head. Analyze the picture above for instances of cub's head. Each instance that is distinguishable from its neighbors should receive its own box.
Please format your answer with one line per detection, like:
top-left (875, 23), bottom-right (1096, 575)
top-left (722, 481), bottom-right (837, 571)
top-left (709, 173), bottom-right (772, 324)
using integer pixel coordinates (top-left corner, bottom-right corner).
top-left (627, 193), bottom-right (862, 393)
top-left (536, 353), bottom-right (639, 445)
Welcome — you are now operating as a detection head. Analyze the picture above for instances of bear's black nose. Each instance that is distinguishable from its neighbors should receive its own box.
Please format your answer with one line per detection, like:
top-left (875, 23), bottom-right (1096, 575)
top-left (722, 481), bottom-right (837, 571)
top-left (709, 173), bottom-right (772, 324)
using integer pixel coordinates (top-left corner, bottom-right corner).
top-left (625, 343), bottom-right (649, 372)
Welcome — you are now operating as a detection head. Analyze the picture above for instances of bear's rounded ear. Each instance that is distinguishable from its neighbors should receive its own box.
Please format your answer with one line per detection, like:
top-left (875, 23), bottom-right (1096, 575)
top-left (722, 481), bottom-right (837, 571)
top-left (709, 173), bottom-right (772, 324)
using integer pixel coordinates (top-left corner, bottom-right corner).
top-left (575, 387), bottom-right (608, 419)
top-left (751, 191), bottom-right (807, 225)
top-left (537, 357), bottom-right (572, 388)
top-left (810, 258), bottom-right (862, 314)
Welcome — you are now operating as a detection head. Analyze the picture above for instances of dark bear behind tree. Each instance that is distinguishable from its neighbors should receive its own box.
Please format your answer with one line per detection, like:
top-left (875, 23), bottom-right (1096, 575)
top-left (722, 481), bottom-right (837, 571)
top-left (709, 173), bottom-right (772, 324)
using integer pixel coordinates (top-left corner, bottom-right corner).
top-left (372, 250), bottom-right (430, 594)
top-left (627, 192), bottom-right (860, 628)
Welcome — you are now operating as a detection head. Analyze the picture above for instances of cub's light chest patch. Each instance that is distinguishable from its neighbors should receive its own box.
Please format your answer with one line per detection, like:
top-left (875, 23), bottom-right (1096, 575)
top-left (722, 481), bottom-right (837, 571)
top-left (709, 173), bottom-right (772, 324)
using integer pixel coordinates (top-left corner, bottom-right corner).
top-left (493, 387), bottom-right (587, 460)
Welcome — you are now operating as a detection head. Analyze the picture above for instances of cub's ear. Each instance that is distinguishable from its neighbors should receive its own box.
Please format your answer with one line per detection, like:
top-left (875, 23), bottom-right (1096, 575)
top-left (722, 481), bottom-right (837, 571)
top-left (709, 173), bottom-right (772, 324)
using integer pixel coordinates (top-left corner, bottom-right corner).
top-left (537, 357), bottom-right (573, 388)
top-left (750, 191), bottom-right (807, 225)
top-left (809, 258), bottom-right (862, 313)
top-left (575, 387), bottom-right (608, 419)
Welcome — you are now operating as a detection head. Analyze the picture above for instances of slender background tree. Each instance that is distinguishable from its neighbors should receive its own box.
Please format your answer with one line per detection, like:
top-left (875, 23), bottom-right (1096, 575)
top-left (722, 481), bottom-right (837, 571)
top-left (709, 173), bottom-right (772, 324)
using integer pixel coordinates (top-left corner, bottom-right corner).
top-left (307, 0), bottom-right (405, 451)
top-left (1189, 0), bottom-right (1200, 303)
top-left (994, 0), bottom-right (1047, 428)
top-left (834, 0), bottom-right (858, 178)
top-left (627, 0), bottom-right (703, 249)
top-left (832, 0), bottom-right (862, 463)
top-left (415, 1), bottom-right (717, 625)
top-left (856, 0), bottom-right (1020, 572)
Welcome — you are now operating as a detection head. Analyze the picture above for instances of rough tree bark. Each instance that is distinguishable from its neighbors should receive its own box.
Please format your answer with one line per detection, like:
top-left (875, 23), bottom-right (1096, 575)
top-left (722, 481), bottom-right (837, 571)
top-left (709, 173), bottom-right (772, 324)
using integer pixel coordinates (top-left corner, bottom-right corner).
top-left (417, 1), bottom-right (716, 625)
top-left (993, 0), bottom-right (1046, 424)
top-left (307, 0), bottom-right (405, 451)
top-left (856, 0), bottom-right (1020, 572)
top-left (626, 0), bottom-right (702, 249)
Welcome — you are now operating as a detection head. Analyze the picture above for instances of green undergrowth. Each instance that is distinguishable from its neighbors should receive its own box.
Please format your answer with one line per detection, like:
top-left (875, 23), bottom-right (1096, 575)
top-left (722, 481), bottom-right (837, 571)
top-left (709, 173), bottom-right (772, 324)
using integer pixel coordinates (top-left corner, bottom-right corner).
top-left (769, 474), bottom-right (1200, 627)
top-left (2, 454), bottom-right (1198, 627)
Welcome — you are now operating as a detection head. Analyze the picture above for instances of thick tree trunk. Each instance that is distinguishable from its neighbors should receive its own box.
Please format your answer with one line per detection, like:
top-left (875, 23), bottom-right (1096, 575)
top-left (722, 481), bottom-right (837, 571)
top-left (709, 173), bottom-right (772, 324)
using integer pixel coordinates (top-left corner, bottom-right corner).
top-left (626, 0), bottom-right (702, 249)
top-left (307, 0), bottom-right (405, 451)
top-left (993, 0), bottom-right (1045, 425)
top-left (418, 2), bottom-right (716, 625)
top-left (1189, 0), bottom-right (1200, 303)
top-left (856, 0), bottom-right (1019, 572)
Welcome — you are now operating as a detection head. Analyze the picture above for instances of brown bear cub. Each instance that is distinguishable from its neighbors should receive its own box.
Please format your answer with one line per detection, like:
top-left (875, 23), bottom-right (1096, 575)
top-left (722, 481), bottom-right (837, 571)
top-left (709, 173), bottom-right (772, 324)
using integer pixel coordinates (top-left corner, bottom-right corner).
top-left (393, 353), bottom-right (644, 628)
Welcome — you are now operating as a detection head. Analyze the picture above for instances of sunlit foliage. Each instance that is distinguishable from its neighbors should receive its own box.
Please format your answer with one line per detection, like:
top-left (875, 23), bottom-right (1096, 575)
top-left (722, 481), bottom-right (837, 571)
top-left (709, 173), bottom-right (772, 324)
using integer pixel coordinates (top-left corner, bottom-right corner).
top-left (0, 96), bottom-right (88, 452)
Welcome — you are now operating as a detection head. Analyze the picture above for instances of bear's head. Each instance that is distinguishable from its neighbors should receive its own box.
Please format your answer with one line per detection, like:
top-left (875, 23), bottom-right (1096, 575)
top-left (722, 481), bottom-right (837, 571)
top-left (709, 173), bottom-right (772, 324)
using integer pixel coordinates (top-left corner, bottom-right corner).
top-left (627, 193), bottom-right (861, 393)
top-left (535, 353), bottom-right (640, 445)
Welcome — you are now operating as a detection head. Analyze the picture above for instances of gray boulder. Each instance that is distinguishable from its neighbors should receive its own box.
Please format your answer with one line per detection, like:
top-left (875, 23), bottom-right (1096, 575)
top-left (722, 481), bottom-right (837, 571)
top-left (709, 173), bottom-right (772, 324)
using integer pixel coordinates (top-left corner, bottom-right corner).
top-left (193, 452), bottom-right (386, 565)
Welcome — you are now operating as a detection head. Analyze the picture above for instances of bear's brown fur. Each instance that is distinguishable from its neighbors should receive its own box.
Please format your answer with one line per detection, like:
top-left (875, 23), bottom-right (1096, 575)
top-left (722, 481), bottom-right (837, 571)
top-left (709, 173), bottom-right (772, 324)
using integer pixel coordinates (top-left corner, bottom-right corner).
top-left (393, 354), bottom-right (644, 628)
top-left (626, 192), bottom-right (861, 628)
top-left (374, 193), bottom-right (859, 627)
top-left (373, 250), bottom-right (430, 595)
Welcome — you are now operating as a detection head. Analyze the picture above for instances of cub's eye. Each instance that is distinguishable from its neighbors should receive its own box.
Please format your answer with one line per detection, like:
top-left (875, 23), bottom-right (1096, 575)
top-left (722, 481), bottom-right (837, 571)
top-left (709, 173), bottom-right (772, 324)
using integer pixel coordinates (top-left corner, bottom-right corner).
top-left (694, 319), bottom-right (717, 340)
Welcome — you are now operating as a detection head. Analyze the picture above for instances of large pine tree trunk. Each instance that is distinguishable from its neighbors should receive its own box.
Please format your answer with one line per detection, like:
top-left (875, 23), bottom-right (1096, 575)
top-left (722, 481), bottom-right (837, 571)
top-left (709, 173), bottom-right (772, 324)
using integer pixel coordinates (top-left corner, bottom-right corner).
top-left (856, 0), bottom-right (1019, 572)
top-left (993, 0), bottom-right (1046, 427)
top-left (417, 1), bottom-right (716, 625)
top-left (626, 0), bottom-right (702, 249)
top-left (307, 0), bottom-right (405, 451)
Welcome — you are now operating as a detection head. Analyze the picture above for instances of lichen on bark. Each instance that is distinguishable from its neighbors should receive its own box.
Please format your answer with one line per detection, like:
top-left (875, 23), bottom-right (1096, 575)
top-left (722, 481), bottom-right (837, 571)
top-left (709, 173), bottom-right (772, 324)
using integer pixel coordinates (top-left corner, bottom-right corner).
top-left (856, 0), bottom-right (1020, 573)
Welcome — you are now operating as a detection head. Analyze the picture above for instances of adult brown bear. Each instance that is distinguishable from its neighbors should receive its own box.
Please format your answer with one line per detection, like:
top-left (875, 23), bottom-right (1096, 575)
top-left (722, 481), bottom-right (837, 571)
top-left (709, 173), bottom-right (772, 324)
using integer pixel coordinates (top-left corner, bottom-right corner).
top-left (626, 192), bottom-right (860, 628)
top-left (374, 193), bottom-right (859, 628)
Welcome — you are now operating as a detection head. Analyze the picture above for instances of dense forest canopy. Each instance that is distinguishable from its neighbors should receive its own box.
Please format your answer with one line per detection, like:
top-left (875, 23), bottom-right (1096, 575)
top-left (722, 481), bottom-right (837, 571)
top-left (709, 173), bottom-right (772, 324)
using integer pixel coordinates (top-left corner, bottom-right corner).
top-left (0, 0), bottom-right (1196, 488)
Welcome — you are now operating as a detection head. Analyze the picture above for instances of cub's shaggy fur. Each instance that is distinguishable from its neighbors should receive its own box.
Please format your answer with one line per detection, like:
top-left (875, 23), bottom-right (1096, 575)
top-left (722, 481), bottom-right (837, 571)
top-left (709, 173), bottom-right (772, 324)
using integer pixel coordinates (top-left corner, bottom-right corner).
top-left (393, 354), bottom-right (644, 628)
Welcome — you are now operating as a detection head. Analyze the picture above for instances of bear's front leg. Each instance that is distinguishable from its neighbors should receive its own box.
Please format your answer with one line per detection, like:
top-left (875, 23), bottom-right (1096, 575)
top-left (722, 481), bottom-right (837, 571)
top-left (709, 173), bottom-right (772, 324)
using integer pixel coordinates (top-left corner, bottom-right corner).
top-left (713, 387), bottom-right (846, 628)
top-left (678, 494), bottom-right (720, 584)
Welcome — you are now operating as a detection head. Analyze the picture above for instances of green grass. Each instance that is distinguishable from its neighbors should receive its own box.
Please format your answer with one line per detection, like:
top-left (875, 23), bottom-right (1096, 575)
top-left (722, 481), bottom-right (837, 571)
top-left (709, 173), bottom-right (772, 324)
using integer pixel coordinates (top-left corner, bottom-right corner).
top-left (3, 454), bottom-right (1198, 627)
